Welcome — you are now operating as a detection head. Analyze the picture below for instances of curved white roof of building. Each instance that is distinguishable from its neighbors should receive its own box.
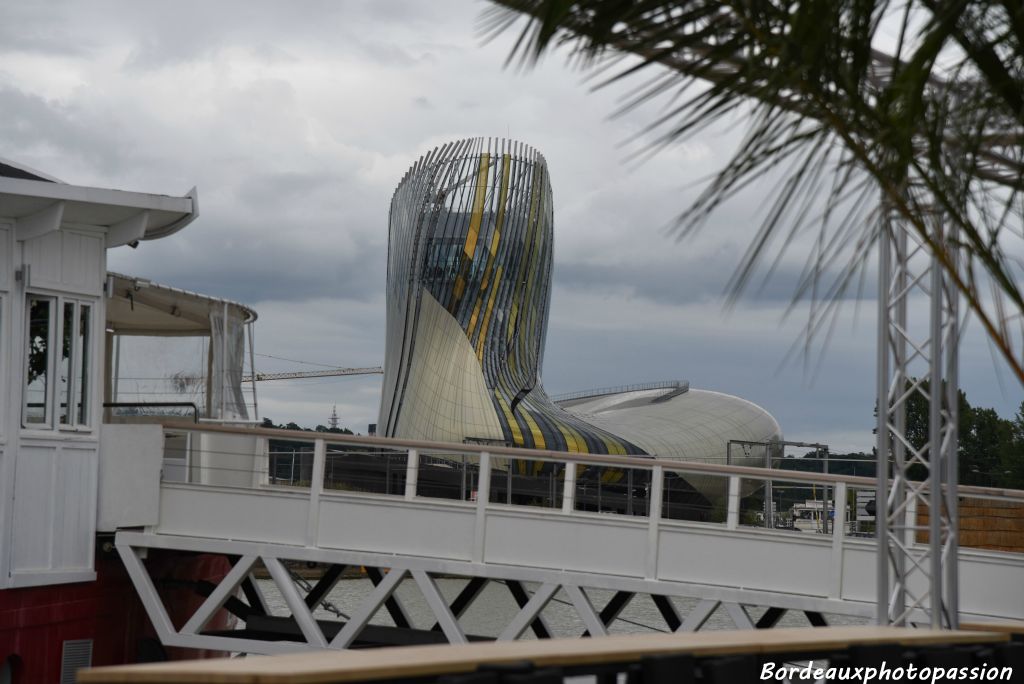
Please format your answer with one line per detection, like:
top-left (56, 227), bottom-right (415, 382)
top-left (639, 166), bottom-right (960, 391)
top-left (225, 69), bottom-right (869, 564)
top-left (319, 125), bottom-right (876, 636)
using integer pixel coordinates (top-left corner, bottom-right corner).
top-left (561, 387), bottom-right (782, 464)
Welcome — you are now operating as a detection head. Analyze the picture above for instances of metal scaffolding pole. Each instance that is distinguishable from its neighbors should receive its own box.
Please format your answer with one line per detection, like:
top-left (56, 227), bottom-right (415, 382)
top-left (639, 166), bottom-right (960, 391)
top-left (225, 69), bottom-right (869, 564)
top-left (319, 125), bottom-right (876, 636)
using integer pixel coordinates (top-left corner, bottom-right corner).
top-left (876, 205), bottom-right (960, 628)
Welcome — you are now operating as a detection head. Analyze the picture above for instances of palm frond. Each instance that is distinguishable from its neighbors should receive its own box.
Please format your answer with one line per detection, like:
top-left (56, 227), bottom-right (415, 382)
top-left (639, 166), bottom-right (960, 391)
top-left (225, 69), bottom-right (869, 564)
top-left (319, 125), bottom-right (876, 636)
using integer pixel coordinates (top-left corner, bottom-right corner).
top-left (484, 0), bottom-right (1024, 385)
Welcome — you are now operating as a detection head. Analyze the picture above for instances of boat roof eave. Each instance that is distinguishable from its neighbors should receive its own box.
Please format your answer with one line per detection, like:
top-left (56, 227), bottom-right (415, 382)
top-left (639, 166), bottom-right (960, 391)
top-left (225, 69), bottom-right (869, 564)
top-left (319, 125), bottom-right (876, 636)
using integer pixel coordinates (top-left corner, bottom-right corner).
top-left (140, 186), bottom-right (199, 242)
top-left (0, 176), bottom-right (198, 245)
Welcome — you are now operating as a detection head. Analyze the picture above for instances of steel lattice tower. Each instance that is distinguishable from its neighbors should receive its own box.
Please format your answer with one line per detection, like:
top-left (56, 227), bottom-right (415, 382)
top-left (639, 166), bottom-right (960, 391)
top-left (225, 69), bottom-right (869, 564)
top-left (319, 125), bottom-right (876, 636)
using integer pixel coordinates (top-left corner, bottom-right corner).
top-left (876, 208), bottom-right (961, 628)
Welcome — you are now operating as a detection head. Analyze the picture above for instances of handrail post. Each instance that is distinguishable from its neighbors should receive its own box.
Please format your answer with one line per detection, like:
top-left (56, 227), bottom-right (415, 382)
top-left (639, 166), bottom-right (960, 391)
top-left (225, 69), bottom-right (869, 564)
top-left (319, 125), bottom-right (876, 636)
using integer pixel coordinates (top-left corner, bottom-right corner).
top-left (764, 446), bottom-right (774, 529)
top-left (830, 481), bottom-right (847, 599)
top-left (473, 452), bottom-right (491, 563)
top-left (562, 461), bottom-right (576, 514)
top-left (726, 476), bottom-right (740, 530)
top-left (306, 438), bottom-right (326, 547)
top-left (405, 448), bottom-right (419, 500)
top-left (646, 465), bottom-right (663, 579)
top-left (905, 493), bottom-right (918, 549)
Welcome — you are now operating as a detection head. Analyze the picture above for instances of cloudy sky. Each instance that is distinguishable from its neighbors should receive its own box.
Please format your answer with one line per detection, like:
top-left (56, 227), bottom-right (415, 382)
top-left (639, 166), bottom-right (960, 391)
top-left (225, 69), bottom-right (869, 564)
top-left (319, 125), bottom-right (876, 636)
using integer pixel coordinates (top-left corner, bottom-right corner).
top-left (2, 1), bottom-right (1018, 452)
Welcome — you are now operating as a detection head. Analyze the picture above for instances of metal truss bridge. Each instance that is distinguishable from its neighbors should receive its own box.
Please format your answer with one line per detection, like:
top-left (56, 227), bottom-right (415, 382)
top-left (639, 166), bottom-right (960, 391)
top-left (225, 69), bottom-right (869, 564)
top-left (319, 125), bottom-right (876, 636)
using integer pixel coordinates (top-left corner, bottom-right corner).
top-left (105, 423), bottom-right (1024, 656)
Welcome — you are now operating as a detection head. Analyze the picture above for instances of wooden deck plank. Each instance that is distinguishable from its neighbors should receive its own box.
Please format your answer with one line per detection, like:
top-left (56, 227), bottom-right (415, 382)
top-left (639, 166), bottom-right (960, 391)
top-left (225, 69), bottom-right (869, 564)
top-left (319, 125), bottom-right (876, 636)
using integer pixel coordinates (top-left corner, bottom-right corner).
top-left (80, 626), bottom-right (1008, 684)
top-left (961, 620), bottom-right (1024, 635)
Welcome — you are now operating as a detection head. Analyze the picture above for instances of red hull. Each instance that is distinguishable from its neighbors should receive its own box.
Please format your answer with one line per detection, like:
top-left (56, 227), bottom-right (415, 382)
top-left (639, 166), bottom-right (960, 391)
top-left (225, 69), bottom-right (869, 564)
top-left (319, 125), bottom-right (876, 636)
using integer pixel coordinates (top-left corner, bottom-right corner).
top-left (0, 551), bottom-right (232, 683)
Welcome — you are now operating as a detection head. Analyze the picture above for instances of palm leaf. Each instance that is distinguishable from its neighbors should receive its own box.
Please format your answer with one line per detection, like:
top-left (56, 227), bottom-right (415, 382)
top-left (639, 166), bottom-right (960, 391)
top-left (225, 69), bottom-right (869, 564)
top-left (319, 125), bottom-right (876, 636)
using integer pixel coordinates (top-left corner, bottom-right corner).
top-left (483, 0), bottom-right (1024, 385)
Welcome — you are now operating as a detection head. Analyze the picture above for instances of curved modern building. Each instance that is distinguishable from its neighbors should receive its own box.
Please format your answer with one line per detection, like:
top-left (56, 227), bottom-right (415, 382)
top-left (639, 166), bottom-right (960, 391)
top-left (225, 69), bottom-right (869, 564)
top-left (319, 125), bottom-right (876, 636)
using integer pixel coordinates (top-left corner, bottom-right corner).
top-left (379, 138), bottom-right (781, 468)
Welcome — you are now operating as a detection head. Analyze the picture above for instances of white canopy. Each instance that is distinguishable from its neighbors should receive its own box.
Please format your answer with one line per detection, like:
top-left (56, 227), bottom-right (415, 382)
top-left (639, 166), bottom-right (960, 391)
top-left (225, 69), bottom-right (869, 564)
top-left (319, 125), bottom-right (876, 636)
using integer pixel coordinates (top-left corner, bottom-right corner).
top-left (106, 272), bottom-right (256, 336)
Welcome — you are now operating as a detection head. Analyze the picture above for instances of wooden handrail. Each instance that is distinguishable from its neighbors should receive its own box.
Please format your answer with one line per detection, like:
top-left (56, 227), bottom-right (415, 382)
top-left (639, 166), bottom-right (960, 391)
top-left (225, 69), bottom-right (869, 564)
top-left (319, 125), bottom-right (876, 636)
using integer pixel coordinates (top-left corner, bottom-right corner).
top-left (80, 626), bottom-right (1008, 683)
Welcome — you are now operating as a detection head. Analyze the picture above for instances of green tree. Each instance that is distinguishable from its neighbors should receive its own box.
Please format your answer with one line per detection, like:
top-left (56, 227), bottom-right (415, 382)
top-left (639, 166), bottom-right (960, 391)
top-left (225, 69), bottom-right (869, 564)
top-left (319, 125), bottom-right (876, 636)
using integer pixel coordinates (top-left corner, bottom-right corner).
top-left (1010, 402), bottom-right (1024, 448)
top-left (999, 401), bottom-right (1024, 489)
top-left (961, 406), bottom-right (1013, 485)
top-left (900, 380), bottom-right (1022, 486)
top-left (486, 1), bottom-right (1024, 385)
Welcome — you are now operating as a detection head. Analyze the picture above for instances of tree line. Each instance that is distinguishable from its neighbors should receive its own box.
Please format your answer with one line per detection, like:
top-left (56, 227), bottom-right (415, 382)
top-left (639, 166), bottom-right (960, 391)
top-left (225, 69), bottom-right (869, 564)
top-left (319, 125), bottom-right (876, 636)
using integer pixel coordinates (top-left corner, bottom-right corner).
top-left (779, 386), bottom-right (1024, 489)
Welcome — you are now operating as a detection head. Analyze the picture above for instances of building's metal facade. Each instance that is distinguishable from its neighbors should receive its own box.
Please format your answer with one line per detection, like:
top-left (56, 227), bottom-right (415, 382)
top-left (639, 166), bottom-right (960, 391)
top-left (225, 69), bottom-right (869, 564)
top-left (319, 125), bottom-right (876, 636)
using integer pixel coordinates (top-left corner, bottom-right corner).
top-left (379, 138), bottom-right (781, 463)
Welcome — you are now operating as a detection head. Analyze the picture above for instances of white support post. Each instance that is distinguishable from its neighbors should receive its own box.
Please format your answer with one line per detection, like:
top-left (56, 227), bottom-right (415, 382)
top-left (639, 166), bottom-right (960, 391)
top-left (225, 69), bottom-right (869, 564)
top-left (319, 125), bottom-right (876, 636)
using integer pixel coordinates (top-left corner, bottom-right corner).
top-left (679, 599), bottom-right (721, 632)
top-left (247, 322), bottom-right (259, 421)
top-left (116, 544), bottom-right (175, 640)
top-left (498, 582), bottom-right (560, 641)
top-left (564, 585), bottom-right (607, 637)
top-left (306, 439), bottom-right (326, 547)
top-left (244, 571), bottom-right (271, 615)
top-left (405, 448), bottom-right (419, 500)
top-left (412, 569), bottom-right (467, 644)
top-left (473, 452), bottom-right (491, 563)
top-left (905, 494), bottom-right (918, 550)
top-left (830, 482), bottom-right (847, 599)
top-left (646, 465), bottom-right (663, 579)
top-left (181, 555), bottom-right (257, 635)
top-left (263, 557), bottom-right (327, 647)
top-left (253, 436), bottom-right (268, 488)
top-left (331, 568), bottom-right (408, 649)
top-left (726, 476), bottom-right (740, 530)
top-left (220, 301), bottom-right (228, 419)
top-left (562, 461), bottom-right (576, 513)
top-left (723, 602), bottom-right (755, 629)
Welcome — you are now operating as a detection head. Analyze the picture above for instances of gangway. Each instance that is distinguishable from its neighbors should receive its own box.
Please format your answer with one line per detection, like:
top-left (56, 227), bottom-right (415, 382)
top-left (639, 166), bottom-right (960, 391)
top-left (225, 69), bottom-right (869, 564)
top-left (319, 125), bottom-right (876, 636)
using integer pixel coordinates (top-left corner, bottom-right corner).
top-left (102, 422), bottom-right (1024, 656)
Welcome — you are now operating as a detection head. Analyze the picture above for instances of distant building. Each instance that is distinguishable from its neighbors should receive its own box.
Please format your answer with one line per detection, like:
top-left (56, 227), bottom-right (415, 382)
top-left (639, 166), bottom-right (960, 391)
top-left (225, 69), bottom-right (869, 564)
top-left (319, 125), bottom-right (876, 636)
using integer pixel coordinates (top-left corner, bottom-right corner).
top-left (378, 138), bottom-right (781, 466)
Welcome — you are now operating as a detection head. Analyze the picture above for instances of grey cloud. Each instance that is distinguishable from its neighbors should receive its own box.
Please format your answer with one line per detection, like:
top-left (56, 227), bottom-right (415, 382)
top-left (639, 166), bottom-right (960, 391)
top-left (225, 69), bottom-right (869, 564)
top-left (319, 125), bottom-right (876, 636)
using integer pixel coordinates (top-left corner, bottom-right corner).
top-left (112, 226), bottom-right (385, 305)
top-left (540, 295), bottom-right (880, 452)
top-left (234, 170), bottom-right (345, 209)
top-left (100, 0), bottom-right (461, 72)
top-left (0, 86), bottom-right (133, 176)
top-left (249, 43), bottom-right (299, 64)
top-left (125, 36), bottom-right (219, 71)
top-left (0, 3), bottom-right (99, 57)
top-left (553, 253), bottom-right (878, 306)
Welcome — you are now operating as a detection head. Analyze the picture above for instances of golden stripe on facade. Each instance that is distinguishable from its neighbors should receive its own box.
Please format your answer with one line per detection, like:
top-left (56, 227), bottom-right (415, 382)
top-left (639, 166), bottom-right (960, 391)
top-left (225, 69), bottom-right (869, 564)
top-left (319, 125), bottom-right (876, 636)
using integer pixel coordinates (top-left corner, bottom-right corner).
top-left (507, 166), bottom-right (543, 343)
top-left (556, 422), bottom-right (589, 454)
top-left (470, 155), bottom-right (511, 349)
top-left (453, 153), bottom-right (491, 302)
top-left (494, 390), bottom-right (524, 445)
top-left (476, 265), bottom-right (504, 361)
top-left (463, 153), bottom-right (490, 262)
top-left (519, 407), bottom-right (546, 450)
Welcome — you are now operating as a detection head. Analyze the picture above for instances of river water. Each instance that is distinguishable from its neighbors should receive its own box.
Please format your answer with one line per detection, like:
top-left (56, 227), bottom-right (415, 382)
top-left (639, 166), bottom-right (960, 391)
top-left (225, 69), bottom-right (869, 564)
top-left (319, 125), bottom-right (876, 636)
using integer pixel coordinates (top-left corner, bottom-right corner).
top-left (256, 577), bottom-right (867, 639)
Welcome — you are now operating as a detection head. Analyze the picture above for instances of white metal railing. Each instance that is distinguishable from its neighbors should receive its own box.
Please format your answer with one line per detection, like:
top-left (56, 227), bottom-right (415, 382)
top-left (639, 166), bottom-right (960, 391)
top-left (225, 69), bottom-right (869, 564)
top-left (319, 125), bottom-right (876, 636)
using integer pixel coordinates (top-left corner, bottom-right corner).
top-left (111, 420), bottom-right (1024, 628)
top-left (156, 420), bottom-right (1024, 547)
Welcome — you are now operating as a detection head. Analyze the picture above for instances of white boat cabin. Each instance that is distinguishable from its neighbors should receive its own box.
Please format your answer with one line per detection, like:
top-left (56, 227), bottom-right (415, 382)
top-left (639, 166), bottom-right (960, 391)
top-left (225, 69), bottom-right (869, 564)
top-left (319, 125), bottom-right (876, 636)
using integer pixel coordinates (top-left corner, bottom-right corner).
top-left (0, 161), bottom-right (258, 590)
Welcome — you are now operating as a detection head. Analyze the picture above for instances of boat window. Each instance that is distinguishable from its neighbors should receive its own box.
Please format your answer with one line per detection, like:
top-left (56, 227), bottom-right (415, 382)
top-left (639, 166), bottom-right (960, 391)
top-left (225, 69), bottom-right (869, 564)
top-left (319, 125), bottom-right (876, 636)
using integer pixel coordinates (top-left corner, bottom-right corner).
top-left (24, 296), bottom-right (53, 426)
top-left (59, 301), bottom-right (74, 423)
top-left (76, 304), bottom-right (91, 425)
top-left (24, 295), bottom-right (94, 430)
top-left (58, 300), bottom-right (92, 428)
